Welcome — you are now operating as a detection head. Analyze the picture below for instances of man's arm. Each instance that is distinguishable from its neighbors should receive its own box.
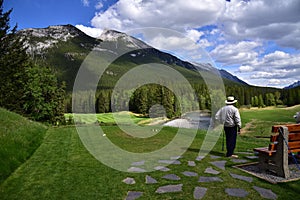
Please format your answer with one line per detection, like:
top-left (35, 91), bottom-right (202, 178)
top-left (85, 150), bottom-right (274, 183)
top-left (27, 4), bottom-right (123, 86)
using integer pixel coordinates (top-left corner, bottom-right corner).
top-left (235, 109), bottom-right (242, 134)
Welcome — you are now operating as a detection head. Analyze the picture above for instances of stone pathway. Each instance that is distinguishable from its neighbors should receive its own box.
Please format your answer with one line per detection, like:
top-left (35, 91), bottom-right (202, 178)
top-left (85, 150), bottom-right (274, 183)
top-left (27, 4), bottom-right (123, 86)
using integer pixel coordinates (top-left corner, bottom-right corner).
top-left (182, 171), bottom-right (198, 177)
top-left (162, 174), bottom-right (181, 181)
top-left (253, 186), bottom-right (277, 200)
top-left (145, 175), bottom-right (157, 184)
top-left (125, 191), bottom-right (143, 200)
top-left (122, 177), bottom-right (136, 185)
top-left (127, 167), bottom-right (146, 173)
top-left (230, 173), bottom-right (253, 182)
top-left (193, 186), bottom-right (207, 199)
top-left (188, 161), bottom-right (196, 166)
top-left (155, 184), bottom-right (183, 194)
top-left (121, 153), bottom-right (278, 199)
top-left (225, 188), bottom-right (249, 197)
top-left (204, 167), bottom-right (220, 175)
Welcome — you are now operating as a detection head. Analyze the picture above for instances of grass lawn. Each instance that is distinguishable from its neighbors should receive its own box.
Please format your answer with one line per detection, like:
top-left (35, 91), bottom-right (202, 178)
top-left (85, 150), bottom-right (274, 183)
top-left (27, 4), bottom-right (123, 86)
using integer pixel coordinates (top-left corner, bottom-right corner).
top-left (65, 112), bottom-right (155, 126)
top-left (1, 106), bottom-right (300, 199)
top-left (0, 108), bottom-right (47, 185)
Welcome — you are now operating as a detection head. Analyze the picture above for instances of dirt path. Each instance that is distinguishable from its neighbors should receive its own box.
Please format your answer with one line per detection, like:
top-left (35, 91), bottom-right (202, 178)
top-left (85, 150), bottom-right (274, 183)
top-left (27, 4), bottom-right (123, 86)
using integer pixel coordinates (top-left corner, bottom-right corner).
top-left (240, 119), bottom-right (257, 135)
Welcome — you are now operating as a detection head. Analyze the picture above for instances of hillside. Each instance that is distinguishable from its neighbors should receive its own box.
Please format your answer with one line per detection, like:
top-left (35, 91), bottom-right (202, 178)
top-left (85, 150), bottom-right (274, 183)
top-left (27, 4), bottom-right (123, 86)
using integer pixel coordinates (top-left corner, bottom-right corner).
top-left (0, 108), bottom-right (48, 184)
top-left (18, 25), bottom-right (247, 91)
top-left (18, 25), bottom-right (101, 90)
top-left (0, 108), bottom-right (300, 199)
top-left (284, 81), bottom-right (300, 89)
top-left (17, 25), bottom-right (300, 113)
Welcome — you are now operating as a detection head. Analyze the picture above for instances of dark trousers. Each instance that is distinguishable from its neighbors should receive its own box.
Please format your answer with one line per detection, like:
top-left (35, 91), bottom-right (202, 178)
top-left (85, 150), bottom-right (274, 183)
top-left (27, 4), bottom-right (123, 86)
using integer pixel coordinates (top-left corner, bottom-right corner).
top-left (224, 126), bottom-right (237, 157)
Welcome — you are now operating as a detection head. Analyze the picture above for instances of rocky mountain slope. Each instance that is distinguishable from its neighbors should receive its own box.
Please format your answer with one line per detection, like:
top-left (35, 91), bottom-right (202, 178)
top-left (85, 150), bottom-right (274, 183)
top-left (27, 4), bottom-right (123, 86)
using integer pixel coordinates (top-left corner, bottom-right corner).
top-left (284, 81), bottom-right (300, 89)
top-left (18, 24), bottom-right (248, 90)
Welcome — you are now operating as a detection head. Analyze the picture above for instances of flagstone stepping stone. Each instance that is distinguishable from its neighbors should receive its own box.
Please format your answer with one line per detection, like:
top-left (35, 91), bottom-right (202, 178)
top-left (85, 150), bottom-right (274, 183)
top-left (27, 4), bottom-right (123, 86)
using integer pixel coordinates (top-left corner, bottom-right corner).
top-left (158, 160), bottom-right (181, 165)
top-left (246, 155), bottom-right (258, 159)
top-left (253, 186), bottom-right (277, 199)
top-left (230, 173), bottom-right (253, 183)
top-left (188, 161), bottom-right (196, 166)
top-left (162, 174), bottom-right (181, 180)
top-left (204, 167), bottom-right (220, 175)
top-left (170, 156), bottom-right (182, 160)
top-left (131, 161), bottom-right (145, 166)
top-left (198, 176), bottom-right (223, 182)
top-left (196, 156), bottom-right (205, 161)
top-left (231, 159), bottom-right (248, 163)
top-left (225, 188), bottom-right (249, 197)
top-left (193, 186), bottom-right (207, 199)
top-left (145, 175), bottom-right (158, 184)
top-left (210, 160), bottom-right (226, 170)
top-left (127, 167), bottom-right (146, 173)
top-left (155, 184), bottom-right (183, 194)
top-left (154, 166), bottom-right (170, 172)
top-left (210, 155), bottom-right (221, 159)
top-left (123, 177), bottom-right (136, 185)
top-left (125, 191), bottom-right (143, 200)
top-left (182, 171), bottom-right (198, 177)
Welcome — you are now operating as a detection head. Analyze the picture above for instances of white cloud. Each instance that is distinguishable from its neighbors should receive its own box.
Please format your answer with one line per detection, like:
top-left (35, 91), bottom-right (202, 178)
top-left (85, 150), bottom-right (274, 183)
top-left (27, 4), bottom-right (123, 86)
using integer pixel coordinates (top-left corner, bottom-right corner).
top-left (88, 0), bottom-right (300, 50)
top-left (128, 28), bottom-right (213, 62)
top-left (268, 79), bottom-right (281, 85)
top-left (250, 51), bottom-right (300, 71)
top-left (235, 50), bottom-right (300, 87)
top-left (75, 25), bottom-right (103, 38)
top-left (221, 0), bottom-right (300, 49)
top-left (186, 29), bottom-right (204, 43)
top-left (198, 39), bottom-right (213, 49)
top-left (267, 79), bottom-right (293, 86)
top-left (250, 69), bottom-right (297, 79)
top-left (149, 35), bottom-right (197, 51)
top-left (79, 0), bottom-right (300, 88)
top-left (95, 1), bottom-right (104, 10)
top-left (238, 65), bottom-right (254, 72)
top-left (82, 0), bottom-right (90, 7)
top-left (210, 41), bottom-right (262, 65)
top-left (91, 0), bottom-right (224, 31)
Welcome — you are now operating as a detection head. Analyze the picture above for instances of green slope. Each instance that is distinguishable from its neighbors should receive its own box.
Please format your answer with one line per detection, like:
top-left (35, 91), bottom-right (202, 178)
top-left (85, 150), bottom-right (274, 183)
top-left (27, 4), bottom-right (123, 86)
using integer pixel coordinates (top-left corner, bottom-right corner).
top-left (0, 107), bottom-right (48, 184)
top-left (0, 116), bottom-right (299, 199)
top-left (20, 25), bottom-right (243, 91)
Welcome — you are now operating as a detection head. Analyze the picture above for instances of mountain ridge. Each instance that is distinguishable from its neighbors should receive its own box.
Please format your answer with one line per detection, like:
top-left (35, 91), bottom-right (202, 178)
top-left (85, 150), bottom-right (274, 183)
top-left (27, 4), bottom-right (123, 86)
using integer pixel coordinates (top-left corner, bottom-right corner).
top-left (284, 81), bottom-right (300, 89)
top-left (17, 24), bottom-right (248, 89)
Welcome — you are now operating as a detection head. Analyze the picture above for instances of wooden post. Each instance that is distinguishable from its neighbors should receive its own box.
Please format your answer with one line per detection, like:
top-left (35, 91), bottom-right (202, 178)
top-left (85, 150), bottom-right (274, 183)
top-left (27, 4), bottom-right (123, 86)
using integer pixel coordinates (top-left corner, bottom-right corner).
top-left (277, 126), bottom-right (290, 178)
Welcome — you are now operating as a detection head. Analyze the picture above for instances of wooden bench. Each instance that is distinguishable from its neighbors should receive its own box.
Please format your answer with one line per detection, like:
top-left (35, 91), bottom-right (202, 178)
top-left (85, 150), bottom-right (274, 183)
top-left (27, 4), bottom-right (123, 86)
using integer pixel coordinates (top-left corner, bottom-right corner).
top-left (253, 124), bottom-right (300, 178)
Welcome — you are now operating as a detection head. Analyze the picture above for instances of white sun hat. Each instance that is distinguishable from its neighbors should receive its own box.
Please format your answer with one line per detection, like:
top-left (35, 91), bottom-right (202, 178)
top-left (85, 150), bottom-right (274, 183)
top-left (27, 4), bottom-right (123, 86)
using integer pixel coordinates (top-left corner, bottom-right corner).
top-left (225, 96), bottom-right (237, 104)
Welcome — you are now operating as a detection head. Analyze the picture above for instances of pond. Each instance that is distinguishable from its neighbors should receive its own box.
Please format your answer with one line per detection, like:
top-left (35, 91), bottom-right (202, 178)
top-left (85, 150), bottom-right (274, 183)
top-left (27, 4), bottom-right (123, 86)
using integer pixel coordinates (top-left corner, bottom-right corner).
top-left (163, 111), bottom-right (212, 130)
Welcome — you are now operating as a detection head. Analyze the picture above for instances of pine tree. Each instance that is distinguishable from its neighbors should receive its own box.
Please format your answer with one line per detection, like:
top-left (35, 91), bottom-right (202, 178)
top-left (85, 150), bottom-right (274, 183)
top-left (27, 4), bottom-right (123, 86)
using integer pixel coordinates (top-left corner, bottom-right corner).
top-left (0, 0), bottom-right (66, 124)
top-left (274, 91), bottom-right (282, 105)
top-left (258, 94), bottom-right (265, 108)
top-left (23, 65), bottom-right (66, 124)
top-left (0, 0), bottom-right (29, 112)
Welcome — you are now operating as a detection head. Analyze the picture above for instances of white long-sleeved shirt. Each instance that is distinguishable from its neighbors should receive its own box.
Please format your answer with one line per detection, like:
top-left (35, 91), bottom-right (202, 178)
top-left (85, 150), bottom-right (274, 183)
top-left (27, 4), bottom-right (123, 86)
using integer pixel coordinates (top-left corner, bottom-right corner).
top-left (215, 105), bottom-right (241, 128)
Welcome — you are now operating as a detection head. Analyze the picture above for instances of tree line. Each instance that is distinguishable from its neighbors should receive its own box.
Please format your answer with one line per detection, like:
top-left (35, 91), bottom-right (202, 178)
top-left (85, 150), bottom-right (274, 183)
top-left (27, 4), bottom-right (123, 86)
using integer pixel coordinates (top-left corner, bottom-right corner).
top-left (0, 0), bottom-right (65, 124)
top-left (2, 0), bottom-right (300, 124)
top-left (67, 83), bottom-right (300, 119)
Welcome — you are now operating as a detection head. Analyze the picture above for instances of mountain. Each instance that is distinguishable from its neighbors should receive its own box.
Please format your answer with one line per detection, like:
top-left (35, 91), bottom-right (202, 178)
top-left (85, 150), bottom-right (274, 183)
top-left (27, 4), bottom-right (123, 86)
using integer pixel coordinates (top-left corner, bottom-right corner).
top-left (18, 25), bottom-right (100, 90)
top-left (18, 24), bottom-right (248, 90)
top-left (284, 81), bottom-right (300, 89)
top-left (219, 69), bottom-right (249, 86)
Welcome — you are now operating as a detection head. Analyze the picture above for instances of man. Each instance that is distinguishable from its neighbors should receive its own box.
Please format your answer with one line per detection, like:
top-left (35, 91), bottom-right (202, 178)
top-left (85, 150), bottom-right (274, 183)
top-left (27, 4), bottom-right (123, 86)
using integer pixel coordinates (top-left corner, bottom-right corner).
top-left (294, 112), bottom-right (300, 123)
top-left (215, 96), bottom-right (241, 158)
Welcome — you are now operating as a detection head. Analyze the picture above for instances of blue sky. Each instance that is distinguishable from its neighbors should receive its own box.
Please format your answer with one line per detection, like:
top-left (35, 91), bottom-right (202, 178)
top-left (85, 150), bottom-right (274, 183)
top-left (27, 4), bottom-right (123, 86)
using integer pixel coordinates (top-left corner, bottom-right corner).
top-left (4, 0), bottom-right (300, 88)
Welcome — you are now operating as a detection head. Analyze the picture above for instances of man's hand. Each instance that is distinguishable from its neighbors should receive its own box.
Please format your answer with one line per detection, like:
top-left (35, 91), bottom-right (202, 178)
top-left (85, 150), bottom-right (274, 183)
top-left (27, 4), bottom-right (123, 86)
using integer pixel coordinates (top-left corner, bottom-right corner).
top-left (238, 127), bottom-right (241, 135)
